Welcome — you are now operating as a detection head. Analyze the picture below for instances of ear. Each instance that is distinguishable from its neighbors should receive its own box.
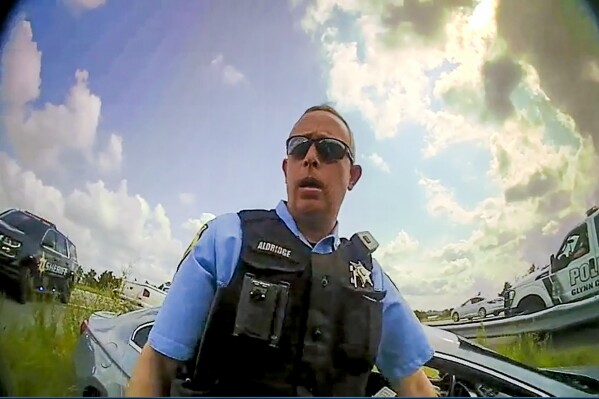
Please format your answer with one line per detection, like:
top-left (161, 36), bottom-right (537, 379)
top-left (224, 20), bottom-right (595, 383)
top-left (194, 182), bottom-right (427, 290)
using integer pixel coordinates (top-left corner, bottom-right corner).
top-left (282, 158), bottom-right (288, 181)
top-left (348, 164), bottom-right (362, 191)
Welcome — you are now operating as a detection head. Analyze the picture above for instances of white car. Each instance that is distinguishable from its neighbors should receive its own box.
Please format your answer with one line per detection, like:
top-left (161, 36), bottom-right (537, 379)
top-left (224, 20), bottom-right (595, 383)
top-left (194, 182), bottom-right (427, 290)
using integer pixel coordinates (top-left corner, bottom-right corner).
top-left (72, 306), bottom-right (599, 397)
top-left (451, 296), bottom-right (505, 322)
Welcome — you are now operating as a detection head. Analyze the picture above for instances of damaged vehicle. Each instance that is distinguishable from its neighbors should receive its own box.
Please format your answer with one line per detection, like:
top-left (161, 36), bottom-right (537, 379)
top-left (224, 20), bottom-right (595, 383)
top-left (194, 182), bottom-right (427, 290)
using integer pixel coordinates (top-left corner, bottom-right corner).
top-left (72, 306), bottom-right (599, 397)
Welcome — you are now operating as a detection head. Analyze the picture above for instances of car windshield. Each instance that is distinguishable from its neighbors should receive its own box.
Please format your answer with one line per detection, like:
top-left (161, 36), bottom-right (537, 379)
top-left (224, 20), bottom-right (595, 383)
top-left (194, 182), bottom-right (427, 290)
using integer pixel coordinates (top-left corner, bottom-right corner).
top-left (0, 210), bottom-right (48, 235)
top-left (536, 369), bottom-right (599, 395)
top-left (458, 337), bottom-right (599, 394)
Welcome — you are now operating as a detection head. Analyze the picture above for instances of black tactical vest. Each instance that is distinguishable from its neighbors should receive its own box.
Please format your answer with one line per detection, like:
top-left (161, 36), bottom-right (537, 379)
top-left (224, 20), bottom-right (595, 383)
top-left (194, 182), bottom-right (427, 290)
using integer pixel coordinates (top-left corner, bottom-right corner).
top-left (171, 209), bottom-right (386, 397)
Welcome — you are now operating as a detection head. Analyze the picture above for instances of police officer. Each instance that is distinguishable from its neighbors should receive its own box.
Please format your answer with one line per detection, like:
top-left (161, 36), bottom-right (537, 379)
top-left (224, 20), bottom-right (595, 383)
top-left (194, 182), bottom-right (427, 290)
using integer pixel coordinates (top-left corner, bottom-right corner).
top-left (126, 104), bottom-right (437, 397)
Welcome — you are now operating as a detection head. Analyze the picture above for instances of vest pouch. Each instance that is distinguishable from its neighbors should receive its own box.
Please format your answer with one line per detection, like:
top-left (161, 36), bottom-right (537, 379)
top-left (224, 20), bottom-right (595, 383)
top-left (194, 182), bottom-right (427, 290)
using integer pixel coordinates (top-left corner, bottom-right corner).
top-left (335, 286), bottom-right (386, 375)
top-left (233, 273), bottom-right (290, 347)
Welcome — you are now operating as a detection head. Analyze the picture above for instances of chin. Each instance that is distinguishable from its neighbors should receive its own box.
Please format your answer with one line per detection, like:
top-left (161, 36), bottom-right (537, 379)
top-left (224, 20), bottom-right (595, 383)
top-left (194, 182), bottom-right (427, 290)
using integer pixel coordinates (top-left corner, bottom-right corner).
top-left (293, 198), bottom-right (326, 216)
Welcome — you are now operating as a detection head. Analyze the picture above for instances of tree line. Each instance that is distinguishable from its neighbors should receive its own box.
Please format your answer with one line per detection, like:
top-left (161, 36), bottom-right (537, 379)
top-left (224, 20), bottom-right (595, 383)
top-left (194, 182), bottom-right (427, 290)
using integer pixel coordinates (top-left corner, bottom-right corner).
top-left (75, 267), bottom-right (124, 291)
top-left (75, 265), bottom-right (169, 292)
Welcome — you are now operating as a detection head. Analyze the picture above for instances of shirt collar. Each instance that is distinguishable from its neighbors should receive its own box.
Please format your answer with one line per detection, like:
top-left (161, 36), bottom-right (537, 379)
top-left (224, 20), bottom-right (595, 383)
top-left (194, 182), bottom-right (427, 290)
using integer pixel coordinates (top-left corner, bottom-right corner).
top-left (275, 200), bottom-right (340, 252)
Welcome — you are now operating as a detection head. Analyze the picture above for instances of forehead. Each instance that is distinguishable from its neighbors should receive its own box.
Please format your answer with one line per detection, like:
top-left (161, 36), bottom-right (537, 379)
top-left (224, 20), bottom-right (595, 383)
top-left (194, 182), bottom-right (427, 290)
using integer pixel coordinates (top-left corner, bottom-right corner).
top-left (290, 110), bottom-right (351, 143)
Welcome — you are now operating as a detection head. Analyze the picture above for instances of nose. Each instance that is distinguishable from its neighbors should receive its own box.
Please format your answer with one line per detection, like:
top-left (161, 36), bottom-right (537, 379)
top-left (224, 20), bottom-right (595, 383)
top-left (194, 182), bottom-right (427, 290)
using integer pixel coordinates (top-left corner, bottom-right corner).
top-left (302, 142), bottom-right (320, 168)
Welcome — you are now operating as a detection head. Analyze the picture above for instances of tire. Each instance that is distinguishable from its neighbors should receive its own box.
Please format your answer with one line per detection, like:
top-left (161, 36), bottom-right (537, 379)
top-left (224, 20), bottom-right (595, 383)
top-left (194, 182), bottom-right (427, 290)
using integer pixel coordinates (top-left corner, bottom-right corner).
top-left (478, 307), bottom-right (487, 319)
top-left (452, 312), bottom-right (460, 322)
top-left (16, 268), bottom-right (33, 304)
top-left (516, 296), bottom-right (546, 315)
top-left (60, 280), bottom-right (72, 304)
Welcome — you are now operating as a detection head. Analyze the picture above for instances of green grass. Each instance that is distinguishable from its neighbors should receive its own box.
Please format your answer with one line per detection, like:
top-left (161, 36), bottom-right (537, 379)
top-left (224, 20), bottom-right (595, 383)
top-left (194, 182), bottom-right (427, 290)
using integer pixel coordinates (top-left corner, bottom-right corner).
top-left (76, 284), bottom-right (115, 298)
top-left (1, 288), bottom-right (598, 397)
top-left (480, 333), bottom-right (599, 369)
top-left (0, 286), bottom-right (137, 396)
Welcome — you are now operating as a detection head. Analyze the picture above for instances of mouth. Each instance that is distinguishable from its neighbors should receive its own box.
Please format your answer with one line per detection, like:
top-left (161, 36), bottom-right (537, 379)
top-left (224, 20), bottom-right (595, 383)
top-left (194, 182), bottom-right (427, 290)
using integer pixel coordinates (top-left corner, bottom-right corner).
top-left (298, 176), bottom-right (324, 190)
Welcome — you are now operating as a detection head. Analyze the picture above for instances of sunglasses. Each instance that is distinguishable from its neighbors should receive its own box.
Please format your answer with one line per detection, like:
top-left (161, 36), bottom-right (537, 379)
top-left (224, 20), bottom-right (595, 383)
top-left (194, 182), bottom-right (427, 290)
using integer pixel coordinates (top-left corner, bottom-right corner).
top-left (286, 135), bottom-right (354, 164)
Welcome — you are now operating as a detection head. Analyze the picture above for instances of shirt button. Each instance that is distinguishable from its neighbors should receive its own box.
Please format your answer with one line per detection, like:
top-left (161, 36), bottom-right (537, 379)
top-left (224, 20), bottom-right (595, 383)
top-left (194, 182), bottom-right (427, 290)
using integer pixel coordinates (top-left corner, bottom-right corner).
top-left (321, 276), bottom-right (328, 287)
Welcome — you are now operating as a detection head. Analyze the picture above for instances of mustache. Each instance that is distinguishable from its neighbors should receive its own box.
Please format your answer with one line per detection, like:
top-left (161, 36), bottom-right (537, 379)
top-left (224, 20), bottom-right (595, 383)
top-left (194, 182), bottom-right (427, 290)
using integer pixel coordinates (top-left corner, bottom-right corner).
top-left (298, 176), bottom-right (324, 189)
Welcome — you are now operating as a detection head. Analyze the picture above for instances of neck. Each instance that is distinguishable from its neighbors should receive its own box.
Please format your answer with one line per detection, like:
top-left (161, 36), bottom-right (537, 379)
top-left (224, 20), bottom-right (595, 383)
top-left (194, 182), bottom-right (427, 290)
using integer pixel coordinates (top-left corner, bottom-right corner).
top-left (294, 213), bottom-right (337, 244)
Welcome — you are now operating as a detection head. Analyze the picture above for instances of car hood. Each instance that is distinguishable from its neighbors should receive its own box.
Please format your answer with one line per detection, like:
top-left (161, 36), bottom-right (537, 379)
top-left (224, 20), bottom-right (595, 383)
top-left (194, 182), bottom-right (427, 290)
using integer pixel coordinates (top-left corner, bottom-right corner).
top-left (542, 365), bottom-right (599, 381)
top-left (0, 220), bottom-right (25, 237)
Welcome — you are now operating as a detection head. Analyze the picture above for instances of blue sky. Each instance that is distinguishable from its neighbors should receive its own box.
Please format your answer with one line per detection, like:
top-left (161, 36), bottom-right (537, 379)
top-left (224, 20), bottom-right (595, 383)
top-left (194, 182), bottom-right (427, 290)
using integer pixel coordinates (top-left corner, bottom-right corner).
top-left (1, 0), bottom-right (468, 244)
top-left (0, 0), bottom-right (597, 310)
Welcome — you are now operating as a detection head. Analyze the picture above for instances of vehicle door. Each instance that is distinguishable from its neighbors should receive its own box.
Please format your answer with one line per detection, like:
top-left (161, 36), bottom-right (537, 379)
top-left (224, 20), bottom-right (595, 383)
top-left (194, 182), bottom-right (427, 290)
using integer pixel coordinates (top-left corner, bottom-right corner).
top-left (121, 321), bottom-right (154, 376)
top-left (549, 221), bottom-right (599, 303)
top-left (470, 297), bottom-right (485, 316)
top-left (53, 233), bottom-right (71, 277)
top-left (39, 230), bottom-right (60, 281)
top-left (460, 298), bottom-right (475, 318)
top-left (40, 230), bottom-right (69, 278)
top-left (67, 240), bottom-right (79, 278)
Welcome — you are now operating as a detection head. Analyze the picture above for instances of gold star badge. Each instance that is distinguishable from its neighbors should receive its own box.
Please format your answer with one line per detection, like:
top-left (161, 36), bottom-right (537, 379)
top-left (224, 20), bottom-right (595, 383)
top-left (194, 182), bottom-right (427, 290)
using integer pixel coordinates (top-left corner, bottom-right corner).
top-left (349, 260), bottom-right (373, 288)
top-left (38, 252), bottom-right (48, 273)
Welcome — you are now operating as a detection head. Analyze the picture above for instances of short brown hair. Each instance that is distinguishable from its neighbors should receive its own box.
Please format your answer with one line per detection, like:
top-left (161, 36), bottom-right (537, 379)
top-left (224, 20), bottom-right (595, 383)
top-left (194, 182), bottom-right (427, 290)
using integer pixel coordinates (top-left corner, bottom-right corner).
top-left (301, 103), bottom-right (356, 159)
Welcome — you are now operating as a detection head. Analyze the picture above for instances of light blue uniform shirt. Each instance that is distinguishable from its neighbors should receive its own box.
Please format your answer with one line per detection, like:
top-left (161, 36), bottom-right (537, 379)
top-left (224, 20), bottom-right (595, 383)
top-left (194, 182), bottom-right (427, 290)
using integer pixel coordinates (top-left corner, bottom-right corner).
top-left (149, 200), bottom-right (434, 386)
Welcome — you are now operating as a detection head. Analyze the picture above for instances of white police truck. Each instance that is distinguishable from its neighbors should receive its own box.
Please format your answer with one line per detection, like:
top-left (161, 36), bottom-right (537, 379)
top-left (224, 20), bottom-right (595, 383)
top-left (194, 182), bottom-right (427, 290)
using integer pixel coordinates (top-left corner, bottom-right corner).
top-left (505, 206), bottom-right (599, 316)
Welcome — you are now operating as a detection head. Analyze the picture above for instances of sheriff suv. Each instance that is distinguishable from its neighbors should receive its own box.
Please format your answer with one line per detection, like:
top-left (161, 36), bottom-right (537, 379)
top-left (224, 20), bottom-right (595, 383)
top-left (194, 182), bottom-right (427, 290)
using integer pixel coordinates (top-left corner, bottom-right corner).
top-left (0, 208), bottom-right (78, 304)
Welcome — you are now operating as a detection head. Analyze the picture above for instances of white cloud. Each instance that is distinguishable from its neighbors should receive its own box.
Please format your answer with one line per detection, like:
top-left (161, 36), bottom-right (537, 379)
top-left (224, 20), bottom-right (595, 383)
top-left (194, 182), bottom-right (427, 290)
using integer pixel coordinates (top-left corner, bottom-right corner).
top-left (1, 20), bottom-right (41, 107)
top-left (178, 192), bottom-right (196, 206)
top-left (1, 20), bottom-right (123, 176)
top-left (0, 18), bottom-right (193, 286)
top-left (367, 153), bottom-right (390, 173)
top-left (182, 213), bottom-right (217, 234)
top-left (62, 0), bottom-right (106, 13)
top-left (95, 133), bottom-right (123, 175)
top-left (0, 152), bottom-right (184, 285)
top-left (301, 0), bottom-right (599, 309)
top-left (210, 54), bottom-right (245, 86)
top-left (418, 177), bottom-right (476, 225)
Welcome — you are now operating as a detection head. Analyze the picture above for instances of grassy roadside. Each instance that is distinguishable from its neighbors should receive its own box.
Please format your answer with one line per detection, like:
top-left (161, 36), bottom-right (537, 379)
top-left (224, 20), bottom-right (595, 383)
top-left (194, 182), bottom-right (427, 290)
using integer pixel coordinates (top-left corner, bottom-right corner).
top-left (0, 287), bottom-right (598, 397)
top-left (482, 333), bottom-right (599, 368)
top-left (0, 287), bottom-right (137, 396)
top-left (76, 284), bottom-right (114, 298)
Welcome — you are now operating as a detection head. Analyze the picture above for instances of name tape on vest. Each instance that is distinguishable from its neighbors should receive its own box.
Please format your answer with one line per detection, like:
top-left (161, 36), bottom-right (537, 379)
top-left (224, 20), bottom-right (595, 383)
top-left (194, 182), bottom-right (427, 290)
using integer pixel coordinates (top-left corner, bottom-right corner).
top-left (257, 241), bottom-right (292, 258)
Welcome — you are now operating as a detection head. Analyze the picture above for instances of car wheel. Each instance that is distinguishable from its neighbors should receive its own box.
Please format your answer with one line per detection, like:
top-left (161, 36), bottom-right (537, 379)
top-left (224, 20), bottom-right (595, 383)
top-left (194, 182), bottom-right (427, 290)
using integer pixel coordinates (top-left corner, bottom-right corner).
top-left (478, 307), bottom-right (487, 319)
top-left (60, 288), bottom-right (71, 304)
top-left (517, 296), bottom-right (546, 315)
top-left (16, 268), bottom-right (33, 304)
top-left (452, 312), bottom-right (460, 322)
top-left (60, 280), bottom-right (72, 304)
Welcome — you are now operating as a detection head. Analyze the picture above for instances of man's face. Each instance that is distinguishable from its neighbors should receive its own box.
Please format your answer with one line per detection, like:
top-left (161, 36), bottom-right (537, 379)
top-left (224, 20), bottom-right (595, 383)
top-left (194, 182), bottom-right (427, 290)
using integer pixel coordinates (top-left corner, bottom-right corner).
top-left (282, 110), bottom-right (362, 221)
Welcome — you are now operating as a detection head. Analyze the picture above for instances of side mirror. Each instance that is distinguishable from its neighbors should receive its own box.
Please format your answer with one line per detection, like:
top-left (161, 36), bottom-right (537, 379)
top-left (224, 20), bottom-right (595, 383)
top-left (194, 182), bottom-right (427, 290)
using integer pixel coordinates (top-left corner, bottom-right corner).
top-left (550, 253), bottom-right (555, 265)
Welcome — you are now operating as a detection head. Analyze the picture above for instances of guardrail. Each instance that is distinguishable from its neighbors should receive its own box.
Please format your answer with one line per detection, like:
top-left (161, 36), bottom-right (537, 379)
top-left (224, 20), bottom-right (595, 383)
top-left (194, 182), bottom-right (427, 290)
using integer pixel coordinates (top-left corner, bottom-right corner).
top-left (429, 294), bottom-right (599, 339)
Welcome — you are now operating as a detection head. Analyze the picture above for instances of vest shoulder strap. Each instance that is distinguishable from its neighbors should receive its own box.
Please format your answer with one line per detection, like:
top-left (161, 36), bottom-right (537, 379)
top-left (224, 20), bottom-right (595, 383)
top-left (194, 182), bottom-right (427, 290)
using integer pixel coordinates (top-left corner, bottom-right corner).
top-left (238, 209), bottom-right (278, 222)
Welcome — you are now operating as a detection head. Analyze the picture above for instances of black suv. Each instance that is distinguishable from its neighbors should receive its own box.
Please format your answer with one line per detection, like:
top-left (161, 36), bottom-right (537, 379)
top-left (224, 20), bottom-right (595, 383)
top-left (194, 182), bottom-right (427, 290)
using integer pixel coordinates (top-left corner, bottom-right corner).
top-left (0, 208), bottom-right (78, 304)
